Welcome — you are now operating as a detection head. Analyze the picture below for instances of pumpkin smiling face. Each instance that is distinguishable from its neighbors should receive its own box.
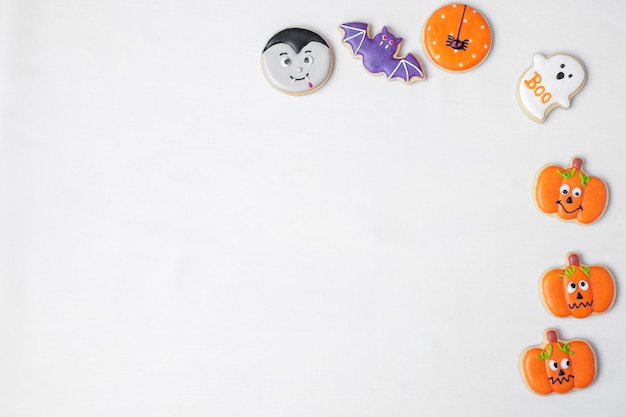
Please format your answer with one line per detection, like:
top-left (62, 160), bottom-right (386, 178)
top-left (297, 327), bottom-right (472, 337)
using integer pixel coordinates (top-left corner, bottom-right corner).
top-left (541, 253), bottom-right (616, 318)
top-left (556, 175), bottom-right (585, 218)
top-left (534, 157), bottom-right (608, 224)
top-left (520, 329), bottom-right (596, 395)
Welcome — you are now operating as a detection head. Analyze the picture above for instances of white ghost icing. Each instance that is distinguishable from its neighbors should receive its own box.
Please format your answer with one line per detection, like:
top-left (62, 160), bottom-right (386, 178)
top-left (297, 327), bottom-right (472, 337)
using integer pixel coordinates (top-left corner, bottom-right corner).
top-left (517, 53), bottom-right (586, 123)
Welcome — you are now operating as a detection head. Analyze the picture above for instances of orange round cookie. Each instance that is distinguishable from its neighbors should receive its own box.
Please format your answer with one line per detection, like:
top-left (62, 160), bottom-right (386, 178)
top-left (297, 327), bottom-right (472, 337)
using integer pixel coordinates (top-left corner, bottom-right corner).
top-left (422, 3), bottom-right (492, 72)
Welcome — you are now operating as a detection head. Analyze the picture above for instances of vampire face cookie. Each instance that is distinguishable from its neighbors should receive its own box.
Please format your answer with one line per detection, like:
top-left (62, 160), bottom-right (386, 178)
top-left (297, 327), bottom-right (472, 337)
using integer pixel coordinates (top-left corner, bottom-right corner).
top-left (422, 4), bottom-right (492, 72)
top-left (262, 27), bottom-right (333, 95)
top-left (517, 53), bottom-right (586, 122)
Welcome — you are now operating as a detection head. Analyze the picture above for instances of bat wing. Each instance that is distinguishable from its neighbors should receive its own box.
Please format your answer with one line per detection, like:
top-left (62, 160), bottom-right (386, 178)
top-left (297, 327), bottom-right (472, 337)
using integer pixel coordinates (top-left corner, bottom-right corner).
top-left (339, 22), bottom-right (369, 56)
top-left (388, 54), bottom-right (425, 83)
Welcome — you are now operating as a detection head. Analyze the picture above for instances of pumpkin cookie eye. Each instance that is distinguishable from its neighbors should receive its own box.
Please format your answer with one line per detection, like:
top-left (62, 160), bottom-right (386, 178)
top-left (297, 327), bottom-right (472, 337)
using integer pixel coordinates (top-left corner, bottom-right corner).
top-left (572, 187), bottom-right (582, 198)
top-left (579, 280), bottom-right (589, 291)
top-left (560, 358), bottom-right (570, 370)
top-left (560, 184), bottom-right (570, 195)
top-left (567, 282), bottom-right (577, 294)
top-left (549, 360), bottom-right (558, 371)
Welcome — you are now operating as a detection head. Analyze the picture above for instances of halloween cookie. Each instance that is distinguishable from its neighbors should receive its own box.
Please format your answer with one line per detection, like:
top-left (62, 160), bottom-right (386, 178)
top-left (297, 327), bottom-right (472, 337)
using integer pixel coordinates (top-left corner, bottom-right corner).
top-left (339, 22), bottom-right (425, 83)
top-left (519, 329), bottom-right (596, 395)
top-left (422, 3), bottom-right (492, 72)
top-left (541, 253), bottom-right (616, 318)
top-left (517, 53), bottom-right (586, 122)
top-left (533, 157), bottom-right (608, 225)
top-left (262, 28), bottom-right (333, 95)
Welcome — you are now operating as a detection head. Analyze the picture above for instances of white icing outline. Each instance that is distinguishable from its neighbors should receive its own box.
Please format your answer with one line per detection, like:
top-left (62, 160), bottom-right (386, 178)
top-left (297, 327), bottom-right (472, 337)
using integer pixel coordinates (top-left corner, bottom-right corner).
top-left (389, 59), bottom-right (424, 81)
top-left (340, 24), bottom-right (366, 54)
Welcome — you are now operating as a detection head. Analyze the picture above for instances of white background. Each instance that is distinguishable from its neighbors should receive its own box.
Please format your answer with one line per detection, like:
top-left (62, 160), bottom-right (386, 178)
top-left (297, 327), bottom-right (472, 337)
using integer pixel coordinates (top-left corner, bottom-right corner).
top-left (2, 0), bottom-right (626, 416)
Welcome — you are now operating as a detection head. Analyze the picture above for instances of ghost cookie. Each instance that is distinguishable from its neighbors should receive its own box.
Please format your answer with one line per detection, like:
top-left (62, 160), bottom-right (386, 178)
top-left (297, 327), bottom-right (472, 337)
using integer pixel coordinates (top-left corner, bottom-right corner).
top-left (519, 329), bottom-right (596, 395)
top-left (422, 3), bottom-right (492, 72)
top-left (517, 53), bottom-right (586, 122)
top-left (262, 27), bottom-right (333, 95)
top-left (533, 157), bottom-right (608, 225)
top-left (540, 253), bottom-right (616, 319)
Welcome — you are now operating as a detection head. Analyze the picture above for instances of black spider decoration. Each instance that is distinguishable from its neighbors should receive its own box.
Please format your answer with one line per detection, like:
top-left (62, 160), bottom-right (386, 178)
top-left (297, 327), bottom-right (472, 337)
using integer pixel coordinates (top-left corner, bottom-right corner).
top-left (446, 4), bottom-right (470, 51)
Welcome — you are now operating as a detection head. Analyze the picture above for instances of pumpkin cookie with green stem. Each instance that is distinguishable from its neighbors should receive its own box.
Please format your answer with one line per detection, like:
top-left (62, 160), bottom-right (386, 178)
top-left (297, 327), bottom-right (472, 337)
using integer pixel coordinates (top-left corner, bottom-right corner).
top-left (533, 157), bottom-right (608, 224)
top-left (541, 253), bottom-right (616, 318)
top-left (519, 329), bottom-right (596, 395)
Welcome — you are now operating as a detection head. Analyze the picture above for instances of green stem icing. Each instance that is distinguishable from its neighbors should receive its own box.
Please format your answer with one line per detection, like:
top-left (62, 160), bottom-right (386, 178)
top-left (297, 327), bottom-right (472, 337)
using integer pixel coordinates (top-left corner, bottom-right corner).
top-left (558, 168), bottom-right (576, 179)
top-left (579, 172), bottom-right (591, 187)
top-left (536, 344), bottom-right (553, 360)
top-left (558, 343), bottom-right (574, 355)
top-left (559, 266), bottom-right (577, 278)
top-left (580, 266), bottom-right (591, 277)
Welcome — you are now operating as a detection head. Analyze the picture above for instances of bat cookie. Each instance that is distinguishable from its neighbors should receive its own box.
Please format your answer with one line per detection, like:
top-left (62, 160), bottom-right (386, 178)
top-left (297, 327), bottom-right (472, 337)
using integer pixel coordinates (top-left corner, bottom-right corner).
top-left (540, 253), bottom-right (616, 319)
top-left (422, 3), bottom-right (492, 72)
top-left (517, 53), bottom-right (586, 122)
top-left (262, 27), bottom-right (333, 95)
top-left (519, 329), bottom-right (596, 395)
top-left (339, 22), bottom-right (425, 83)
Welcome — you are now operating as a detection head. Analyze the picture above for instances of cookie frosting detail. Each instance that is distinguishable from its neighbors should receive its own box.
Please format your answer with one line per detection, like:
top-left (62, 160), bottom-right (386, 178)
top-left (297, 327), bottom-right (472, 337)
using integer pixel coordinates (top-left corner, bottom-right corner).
top-left (533, 157), bottom-right (608, 225)
top-left (517, 53), bottom-right (586, 122)
top-left (540, 253), bottom-right (616, 318)
top-left (422, 4), bottom-right (492, 72)
top-left (519, 329), bottom-right (596, 395)
top-left (261, 28), bottom-right (333, 95)
top-left (339, 22), bottom-right (425, 83)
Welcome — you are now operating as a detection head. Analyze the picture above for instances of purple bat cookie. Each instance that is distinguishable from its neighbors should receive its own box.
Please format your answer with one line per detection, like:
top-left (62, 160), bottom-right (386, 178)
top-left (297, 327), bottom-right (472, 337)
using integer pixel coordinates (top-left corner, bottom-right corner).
top-left (339, 22), bottom-right (425, 83)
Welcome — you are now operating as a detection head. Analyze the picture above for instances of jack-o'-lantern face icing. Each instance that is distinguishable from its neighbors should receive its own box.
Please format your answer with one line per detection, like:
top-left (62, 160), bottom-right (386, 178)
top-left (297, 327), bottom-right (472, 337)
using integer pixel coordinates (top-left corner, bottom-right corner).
top-left (519, 329), bottom-right (596, 395)
top-left (563, 269), bottom-right (592, 311)
top-left (533, 157), bottom-right (608, 224)
top-left (262, 28), bottom-right (333, 95)
top-left (541, 253), bottom-right (616, 318)
top-left (542, 343), bottom-right (575, 391)
top-left (556, 171), bottom-right (585, 218)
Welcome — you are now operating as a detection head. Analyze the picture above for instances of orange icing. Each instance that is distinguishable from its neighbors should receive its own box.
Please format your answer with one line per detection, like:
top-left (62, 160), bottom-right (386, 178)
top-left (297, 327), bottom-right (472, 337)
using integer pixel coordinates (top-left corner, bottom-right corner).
top-left (422, 4), bottom-right (492, 72)
top-left (541, 253), bottom-right (616, 318)
top-left (520, 329), bottom-right (596, 395)
top-left (534, 157), bottom-right (608, 224)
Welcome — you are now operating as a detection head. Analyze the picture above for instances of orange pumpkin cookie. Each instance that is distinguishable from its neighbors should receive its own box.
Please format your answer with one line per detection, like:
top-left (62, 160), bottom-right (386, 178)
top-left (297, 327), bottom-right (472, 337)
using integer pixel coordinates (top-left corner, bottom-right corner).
top-left (533, 157), bottom-right (609, 224)
top-left (541, 253), bottom-right (616, 318)
top-left (519, 329), bottom-right (596, 395)
top-left (422, 3), bottom-right (492, 72)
